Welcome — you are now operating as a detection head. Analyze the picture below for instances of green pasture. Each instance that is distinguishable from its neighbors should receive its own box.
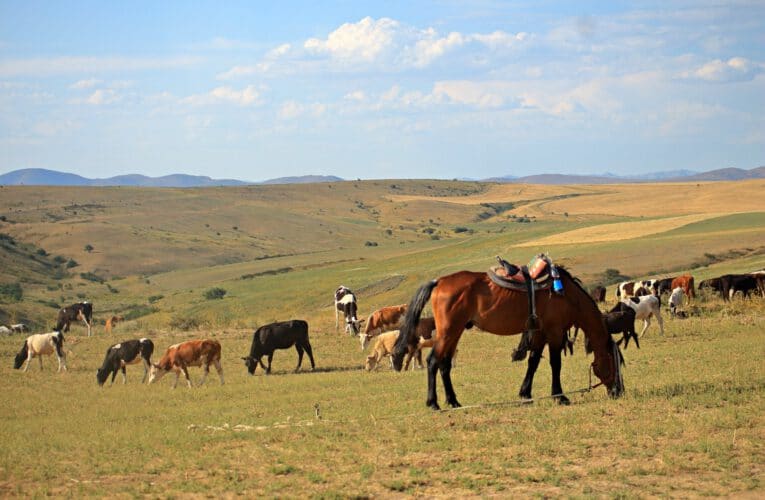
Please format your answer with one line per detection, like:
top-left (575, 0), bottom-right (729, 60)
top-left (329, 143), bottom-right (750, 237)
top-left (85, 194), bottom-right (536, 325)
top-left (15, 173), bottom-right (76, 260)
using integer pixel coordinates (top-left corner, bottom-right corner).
top-left (0, 295), bottom-right (763, 497)
top-left (0, 181), bottom-right (764, 496)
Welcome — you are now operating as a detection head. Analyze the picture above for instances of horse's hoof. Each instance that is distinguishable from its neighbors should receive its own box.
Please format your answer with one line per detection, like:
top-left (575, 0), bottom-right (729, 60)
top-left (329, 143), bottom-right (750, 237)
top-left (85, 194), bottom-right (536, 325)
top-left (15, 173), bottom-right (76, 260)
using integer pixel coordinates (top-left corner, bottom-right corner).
top-left (427, 400), bottom-right (441, 411)
top-left (556, 395), bottom-right (571, 406)
top-left (448, 400), bottom-right (462, 409)
top-left (511, 349), bottom-right (527, 362)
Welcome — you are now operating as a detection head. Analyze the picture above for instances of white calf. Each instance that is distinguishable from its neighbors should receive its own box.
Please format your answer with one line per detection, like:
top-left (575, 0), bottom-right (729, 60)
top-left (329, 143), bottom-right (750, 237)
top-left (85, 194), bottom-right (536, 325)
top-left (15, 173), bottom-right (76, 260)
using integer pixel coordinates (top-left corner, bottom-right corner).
top-left (668, 287), bottom-right (685, 317)
top-left (622, 295), bottom-right (664, 337)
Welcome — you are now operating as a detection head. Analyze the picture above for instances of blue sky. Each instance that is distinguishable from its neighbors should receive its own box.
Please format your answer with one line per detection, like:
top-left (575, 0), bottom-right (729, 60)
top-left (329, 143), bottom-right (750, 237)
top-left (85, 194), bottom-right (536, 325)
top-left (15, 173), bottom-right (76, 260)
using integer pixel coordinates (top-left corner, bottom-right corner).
top-left (1, 1), bottom-right (763, 181)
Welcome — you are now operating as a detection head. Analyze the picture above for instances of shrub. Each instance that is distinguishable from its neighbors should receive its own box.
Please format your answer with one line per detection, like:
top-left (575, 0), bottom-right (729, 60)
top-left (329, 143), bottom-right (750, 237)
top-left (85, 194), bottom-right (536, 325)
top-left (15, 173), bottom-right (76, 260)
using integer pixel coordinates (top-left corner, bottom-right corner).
top-left (53, 255), bottom-right (67, 265)
top-left (148, 294), bottom-right (164, 304)
top-left (84, 244), bottom-right (94, 253)
top-left (204, 287), bottom-right (227, 300)
top-left (364, 241), bottom-right (378, 247)
top-left (66, 259), bottom-right (78, 268)
top-left (123, 305), bottom-right (159, 321)
top-left (454, 226), bottom-right (470, 233)
top-left (0, 282), bottom-right (23, 302)
top-left (80, 272), bottom-right (105, 283)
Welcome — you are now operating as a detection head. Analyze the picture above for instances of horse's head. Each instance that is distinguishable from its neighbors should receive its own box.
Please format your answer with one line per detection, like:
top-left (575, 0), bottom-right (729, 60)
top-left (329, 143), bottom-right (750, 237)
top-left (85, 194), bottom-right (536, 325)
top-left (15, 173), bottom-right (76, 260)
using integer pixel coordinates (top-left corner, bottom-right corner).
top-left (591, 339), bottom-right (625, 398)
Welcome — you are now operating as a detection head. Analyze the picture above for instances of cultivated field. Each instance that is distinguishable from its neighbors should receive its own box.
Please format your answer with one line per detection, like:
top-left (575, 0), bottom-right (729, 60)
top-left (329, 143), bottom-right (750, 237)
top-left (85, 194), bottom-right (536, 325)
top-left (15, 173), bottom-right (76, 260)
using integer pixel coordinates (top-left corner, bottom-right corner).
top-left (0, 180), bottom-right (764, 497)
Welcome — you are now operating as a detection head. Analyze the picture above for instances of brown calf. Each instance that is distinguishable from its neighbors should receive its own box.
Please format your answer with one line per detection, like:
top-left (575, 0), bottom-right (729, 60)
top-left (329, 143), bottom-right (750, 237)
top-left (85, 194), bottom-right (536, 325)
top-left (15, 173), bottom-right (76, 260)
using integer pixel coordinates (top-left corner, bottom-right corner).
top-left (148, 339), bottom-right (224, 388)
top-left (671, 275), bottom-right (695, 300)
top-left (104, 315), bottom-right (124, 335)
top-left (360, 303), bottom-right (408, 350)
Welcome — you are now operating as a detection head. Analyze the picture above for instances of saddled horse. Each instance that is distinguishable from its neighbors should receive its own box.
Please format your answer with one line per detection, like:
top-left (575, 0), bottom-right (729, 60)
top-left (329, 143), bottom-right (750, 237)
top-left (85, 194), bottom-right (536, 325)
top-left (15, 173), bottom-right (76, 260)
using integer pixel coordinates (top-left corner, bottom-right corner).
top-left (392, 266), bottom-right (624, 410)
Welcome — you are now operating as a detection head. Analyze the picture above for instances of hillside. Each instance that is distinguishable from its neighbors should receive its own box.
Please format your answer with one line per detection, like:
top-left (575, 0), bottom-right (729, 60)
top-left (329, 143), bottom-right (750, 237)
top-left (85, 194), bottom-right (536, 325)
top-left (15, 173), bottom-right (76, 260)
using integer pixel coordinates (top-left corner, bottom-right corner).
top-left (0, 179), bottom-right (764, 331)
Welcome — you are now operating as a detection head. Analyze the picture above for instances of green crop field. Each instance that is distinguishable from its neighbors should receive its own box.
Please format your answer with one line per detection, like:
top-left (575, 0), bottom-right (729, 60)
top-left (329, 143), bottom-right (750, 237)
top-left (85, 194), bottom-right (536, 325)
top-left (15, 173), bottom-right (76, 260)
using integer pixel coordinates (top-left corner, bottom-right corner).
top-left (0, 180), bottom-right (764, 497)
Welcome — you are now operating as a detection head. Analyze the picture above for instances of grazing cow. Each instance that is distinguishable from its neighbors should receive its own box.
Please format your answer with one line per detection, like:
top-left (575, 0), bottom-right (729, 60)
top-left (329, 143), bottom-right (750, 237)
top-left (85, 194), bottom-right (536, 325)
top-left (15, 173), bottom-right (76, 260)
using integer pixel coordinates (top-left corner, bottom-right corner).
top-left (617, 295), bottom-right (664, 337)
top-left (242, 320), bottom-right (315, 375)
top-left (0, 326), bottom-right (10, 335)
top-left (334, 286), bottom-right (363, 336)
top-left (96, 338), bottom-right (154, 386)
top-left (148, 339), bottom-right (223, 388)
top-left (671, 275), bottom-right (695, 301)
top-left (590, 286), bottom-right (606, 303)
top-left (719, 274), bottom-right (758, 301)
top-left (698, 278), bottom-right (722, 294)
top-left (104, 315), bottom-right (124, 335)
top-left (615, 281), bottom-right (636, 300)
top-left (656, 277), bottom-right (676, 296)
top-left (365, 330), bottom-right (401, 371)
top-left (360, 304), bottom-right (407, 350)
top-left (10, 323), bottom-right (28, 333)
top-left (668, 287), bottom-right (685, 317)
top-left (13, 331), bottom-right (67, 372)
top-left (604, 308), bottom-right (639, 349)
top-left (56, 302), bottom-right (93, 337)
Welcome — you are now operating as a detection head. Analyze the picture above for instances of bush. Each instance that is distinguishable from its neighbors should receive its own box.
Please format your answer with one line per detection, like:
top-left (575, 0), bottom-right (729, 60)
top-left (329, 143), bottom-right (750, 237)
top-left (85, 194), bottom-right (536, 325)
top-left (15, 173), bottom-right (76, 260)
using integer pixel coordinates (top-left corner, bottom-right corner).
top-left (0, 282), bottom-right (22, 302)
top-left (454, 226), bottom-right (470, 233)
top-left (66, 259), bottom-right (78, 269)
top-left (80, 272), bottom-right (105, 283)
top-left (84, 244), bottom-right (94, 253)
top-left (204, 287), bottom-right (227, 300)
top-left (364, 241), bottom-right (378, 247)
top-left (148, 294), bottom-right (164, 304)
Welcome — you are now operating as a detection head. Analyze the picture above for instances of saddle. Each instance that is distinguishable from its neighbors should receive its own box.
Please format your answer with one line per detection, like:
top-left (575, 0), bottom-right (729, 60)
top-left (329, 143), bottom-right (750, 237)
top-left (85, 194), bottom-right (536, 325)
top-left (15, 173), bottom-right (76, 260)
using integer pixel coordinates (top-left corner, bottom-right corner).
top-left (488, 254), bottom-right (554, 292)
top-left (489, 253), bottom-right (563, 362)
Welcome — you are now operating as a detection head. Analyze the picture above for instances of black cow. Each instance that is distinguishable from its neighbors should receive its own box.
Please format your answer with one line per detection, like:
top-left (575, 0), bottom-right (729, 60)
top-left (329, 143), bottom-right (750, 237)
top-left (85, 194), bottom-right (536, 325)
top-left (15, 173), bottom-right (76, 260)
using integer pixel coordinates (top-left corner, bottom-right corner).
top-left (56, 302), bottom-right (94, 337)
top-left (242, 320), bottom-right (316, 374)
top-left (606, 303), bottom-right (640, 349)
top-left (698, 278), bottom-right (722, 293)
top-left (719, 274), bottom-right (758, 301)
top-left (96, 338), bottom-right (154, 386)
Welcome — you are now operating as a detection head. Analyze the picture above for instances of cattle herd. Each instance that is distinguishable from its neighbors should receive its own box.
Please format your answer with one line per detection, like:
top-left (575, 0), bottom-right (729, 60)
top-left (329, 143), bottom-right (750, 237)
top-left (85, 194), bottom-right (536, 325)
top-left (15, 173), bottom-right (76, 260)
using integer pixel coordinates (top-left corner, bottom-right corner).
top-left (5, 268), bottom-right (765, 386)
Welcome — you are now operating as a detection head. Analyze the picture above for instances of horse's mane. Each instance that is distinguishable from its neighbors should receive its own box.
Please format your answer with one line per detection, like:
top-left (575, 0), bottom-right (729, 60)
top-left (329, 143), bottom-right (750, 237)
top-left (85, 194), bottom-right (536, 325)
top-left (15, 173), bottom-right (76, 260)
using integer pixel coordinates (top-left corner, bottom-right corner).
top-left (556, 266), bottom-right (610, 354)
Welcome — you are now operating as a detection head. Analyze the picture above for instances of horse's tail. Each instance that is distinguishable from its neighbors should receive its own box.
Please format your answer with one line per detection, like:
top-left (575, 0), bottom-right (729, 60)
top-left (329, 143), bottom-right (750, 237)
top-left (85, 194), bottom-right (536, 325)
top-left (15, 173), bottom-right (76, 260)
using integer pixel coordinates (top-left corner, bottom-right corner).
top-left (13, 340), bottom-right (28, 369)
top-left (392, 279), bottom-right (437, 371)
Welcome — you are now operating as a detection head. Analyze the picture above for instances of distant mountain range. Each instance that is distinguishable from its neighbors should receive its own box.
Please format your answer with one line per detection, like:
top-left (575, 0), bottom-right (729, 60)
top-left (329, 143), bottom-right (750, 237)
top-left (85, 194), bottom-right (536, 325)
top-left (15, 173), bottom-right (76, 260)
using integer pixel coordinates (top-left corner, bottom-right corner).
top-left (482, 166), bottom-right (765, 184)
top-left (0, 168), bottom-right (342, 187)
top-left (0, 166), bottom-right (763, 187)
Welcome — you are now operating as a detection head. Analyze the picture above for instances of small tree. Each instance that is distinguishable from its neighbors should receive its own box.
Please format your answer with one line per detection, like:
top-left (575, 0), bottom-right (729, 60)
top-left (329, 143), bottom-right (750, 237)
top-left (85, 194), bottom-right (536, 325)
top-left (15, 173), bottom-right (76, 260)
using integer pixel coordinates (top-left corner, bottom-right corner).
top-left (84, 244), bottom-right (94, 253)
top-left (204, 287), bottom-right (227, 300)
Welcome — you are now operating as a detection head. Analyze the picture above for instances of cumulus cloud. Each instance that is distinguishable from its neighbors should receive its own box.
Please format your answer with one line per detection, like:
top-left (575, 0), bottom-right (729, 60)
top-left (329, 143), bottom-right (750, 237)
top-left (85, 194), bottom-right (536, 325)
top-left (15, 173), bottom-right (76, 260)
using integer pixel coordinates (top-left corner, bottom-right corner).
top-left (690, 57), bottom-right (761, 82)
top-left (304, 17), bottom-right (400, 62)
top-left (85, 89), bottom-right (120, 105)
top-left (302, 17), bottom-right (527, 68)
top-left (183, 85), bottom-right (262, 106)
top-left (278, 100), bottom-right (327, 120)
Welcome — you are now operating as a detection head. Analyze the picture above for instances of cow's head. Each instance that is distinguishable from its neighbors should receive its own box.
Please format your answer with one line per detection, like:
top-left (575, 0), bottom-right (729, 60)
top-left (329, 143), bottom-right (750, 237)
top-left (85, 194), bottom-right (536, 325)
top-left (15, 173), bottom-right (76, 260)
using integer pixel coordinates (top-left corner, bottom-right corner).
top-left (96, 368), bottom-right (109, 386)
top-left (364, 354), bottom-right (378, 371)
top-left (241, 356), bottom-right (261, 375)
top-left (147, 363), bottom-right (167, 384)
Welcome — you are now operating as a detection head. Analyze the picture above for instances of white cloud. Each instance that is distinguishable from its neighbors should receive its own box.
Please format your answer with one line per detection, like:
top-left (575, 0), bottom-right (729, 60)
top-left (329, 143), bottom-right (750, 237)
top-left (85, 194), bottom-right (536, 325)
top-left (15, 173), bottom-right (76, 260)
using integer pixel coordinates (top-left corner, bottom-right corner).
top-left (278, 100), bottom-right (327, 120)
top-left (69, 79), bottom-right (102, 89)
top-left (183, 85), bottom-right (262, 106)
top-left (344, 90), bottom-right (366, 101)
top-left (432, 81), bottom-right (505, 108)
top-left (304, 16), bottom-right (400, 63)
top-left (85, 89), bottom-right (120, 105)
top-left (690, 57), bottom-right (761, 82)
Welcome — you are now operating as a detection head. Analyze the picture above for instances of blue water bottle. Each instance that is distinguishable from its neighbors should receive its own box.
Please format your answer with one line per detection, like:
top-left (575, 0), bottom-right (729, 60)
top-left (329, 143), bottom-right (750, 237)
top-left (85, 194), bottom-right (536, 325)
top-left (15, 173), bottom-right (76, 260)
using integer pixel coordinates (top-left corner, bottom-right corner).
top-left (551, 266), bottom-right (564, 294)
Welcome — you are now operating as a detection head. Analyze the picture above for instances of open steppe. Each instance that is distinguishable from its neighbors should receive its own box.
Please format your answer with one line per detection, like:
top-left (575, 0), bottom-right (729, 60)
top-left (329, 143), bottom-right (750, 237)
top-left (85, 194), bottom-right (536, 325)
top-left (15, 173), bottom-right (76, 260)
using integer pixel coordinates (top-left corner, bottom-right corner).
top-left (0, 179), bottom-right (763, 497)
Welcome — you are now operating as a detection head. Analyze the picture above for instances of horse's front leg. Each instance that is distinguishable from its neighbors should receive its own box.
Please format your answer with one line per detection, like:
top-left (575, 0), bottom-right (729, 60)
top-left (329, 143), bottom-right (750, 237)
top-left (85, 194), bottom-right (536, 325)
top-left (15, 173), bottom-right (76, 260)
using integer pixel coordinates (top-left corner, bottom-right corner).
top-left (426, 350), bottom-right (440, 410)
top-left (519, 348), bottom-right (543, 400)
top-left (439, 355), bottom-right (461, 408)
top-left (549, 346), bottom-right (570, 405)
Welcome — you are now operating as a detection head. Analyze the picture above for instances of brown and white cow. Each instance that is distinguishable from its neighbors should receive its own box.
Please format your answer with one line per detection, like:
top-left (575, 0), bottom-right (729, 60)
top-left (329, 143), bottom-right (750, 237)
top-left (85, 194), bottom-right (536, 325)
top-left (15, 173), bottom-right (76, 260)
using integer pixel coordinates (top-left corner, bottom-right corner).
top-left (360, 304), bottom-right (407, 350)
top-left (670, 275), bottom-right (695, 301)
top-left (148, 339), bottom-right (223, 388)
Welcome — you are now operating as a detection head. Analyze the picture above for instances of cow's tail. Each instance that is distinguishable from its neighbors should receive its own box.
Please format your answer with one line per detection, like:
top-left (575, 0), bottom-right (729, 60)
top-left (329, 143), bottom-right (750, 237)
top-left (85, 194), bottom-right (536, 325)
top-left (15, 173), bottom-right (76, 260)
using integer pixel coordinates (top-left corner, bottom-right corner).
top-left (52, 332), bottom-right (65, 358)
top-left (13, 340), bottom-right (28, 369)
top-left (689, 276), bottom-right (696, 298)
top-left (392, 280), bottom-right (438, 371)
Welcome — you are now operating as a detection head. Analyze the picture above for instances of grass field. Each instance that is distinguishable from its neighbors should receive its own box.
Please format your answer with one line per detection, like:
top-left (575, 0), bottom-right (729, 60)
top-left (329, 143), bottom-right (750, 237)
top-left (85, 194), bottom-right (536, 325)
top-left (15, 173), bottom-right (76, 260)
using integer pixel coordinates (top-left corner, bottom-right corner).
top-left (0, 179), bottom-right (764, 496)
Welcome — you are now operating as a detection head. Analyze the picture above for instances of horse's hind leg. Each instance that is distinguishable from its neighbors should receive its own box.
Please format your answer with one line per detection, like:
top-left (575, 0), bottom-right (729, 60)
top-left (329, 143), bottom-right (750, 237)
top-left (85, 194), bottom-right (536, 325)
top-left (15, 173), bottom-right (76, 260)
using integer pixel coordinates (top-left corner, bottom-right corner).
top-left (549, 347), bottom-right (569, 405)
top-left (519, 349), bottom-right (543, 400)
top-left (295, 345), bottom-right (304, 372)
top-left (439, 355), bottom-right (460, 408)
top-left (426, 350), bottom-right (440, 410)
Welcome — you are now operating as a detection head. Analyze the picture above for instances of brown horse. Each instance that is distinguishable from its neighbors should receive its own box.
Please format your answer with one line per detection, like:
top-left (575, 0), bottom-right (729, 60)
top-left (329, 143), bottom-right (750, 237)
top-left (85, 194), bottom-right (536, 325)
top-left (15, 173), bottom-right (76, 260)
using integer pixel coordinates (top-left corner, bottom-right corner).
top-left (392, 266), bottom-right (624, 410)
